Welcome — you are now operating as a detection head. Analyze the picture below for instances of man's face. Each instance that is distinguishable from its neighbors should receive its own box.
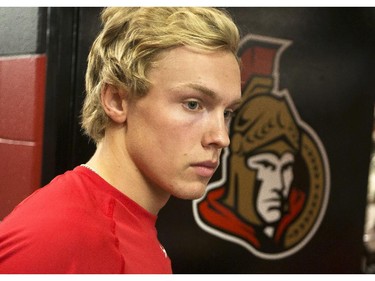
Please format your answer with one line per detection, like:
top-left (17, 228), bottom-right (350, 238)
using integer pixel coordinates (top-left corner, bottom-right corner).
top-left (247, 152), bottom-right (295, 224)
top-left (124, 46), bottom-right (241, 200)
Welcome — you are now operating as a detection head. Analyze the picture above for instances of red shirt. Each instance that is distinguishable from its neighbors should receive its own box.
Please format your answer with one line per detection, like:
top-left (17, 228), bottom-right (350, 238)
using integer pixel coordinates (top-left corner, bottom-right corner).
top-left (0, 166), bottom-right (172, 273)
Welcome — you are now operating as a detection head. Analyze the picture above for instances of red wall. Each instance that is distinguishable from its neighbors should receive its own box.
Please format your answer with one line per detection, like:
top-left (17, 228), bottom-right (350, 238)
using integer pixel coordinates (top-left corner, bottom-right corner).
top-left (0, 55), bottom-right (46, 220)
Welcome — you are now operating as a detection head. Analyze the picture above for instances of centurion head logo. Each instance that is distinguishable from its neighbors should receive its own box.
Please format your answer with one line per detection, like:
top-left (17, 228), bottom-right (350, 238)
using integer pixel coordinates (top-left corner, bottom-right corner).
top-left (193, 34), bottom-right (330, 260)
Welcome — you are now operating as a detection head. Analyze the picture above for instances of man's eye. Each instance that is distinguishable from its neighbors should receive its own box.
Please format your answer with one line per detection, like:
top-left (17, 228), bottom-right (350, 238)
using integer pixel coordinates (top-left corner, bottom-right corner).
top-left (258, 160), bottom-right (276, 171)
top-left (184, 100), bottom-right (200, 110)
top-left (224, 109), bottom-right (234, 120)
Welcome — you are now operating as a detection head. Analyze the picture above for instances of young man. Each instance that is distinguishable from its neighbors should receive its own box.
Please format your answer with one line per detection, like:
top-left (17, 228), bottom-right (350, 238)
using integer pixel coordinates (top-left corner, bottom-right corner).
top-left (0, 7), bottom-right (241, 273)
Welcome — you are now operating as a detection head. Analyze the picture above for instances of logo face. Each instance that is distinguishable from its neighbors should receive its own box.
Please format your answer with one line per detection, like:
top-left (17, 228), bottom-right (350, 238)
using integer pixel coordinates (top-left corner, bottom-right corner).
top-left (193, 34), bottom-right (330, 260)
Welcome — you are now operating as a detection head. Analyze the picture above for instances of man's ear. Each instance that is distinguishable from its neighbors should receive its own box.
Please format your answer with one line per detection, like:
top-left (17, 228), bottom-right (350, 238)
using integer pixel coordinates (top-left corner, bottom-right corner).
top-left (101, 83), bottom-right (128, 124)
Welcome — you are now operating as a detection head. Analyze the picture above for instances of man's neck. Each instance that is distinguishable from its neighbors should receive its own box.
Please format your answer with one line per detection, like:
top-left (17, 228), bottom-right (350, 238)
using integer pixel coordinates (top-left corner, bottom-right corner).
top-left (85, 138), bottom-right (170, 215)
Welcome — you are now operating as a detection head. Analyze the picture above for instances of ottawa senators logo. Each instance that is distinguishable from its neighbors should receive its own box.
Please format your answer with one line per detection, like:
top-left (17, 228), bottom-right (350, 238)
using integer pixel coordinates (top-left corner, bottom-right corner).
top-left (193, 34), bottom-right (330, 259)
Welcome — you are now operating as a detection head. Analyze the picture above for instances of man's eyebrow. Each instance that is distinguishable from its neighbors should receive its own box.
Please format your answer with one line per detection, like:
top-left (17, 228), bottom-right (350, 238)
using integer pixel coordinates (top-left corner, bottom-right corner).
top-left (186, 83), bottom-right (243, 108)
top-left (230, 97), bottom-right (243, 109)
top-left (187, 83), bottom-right (217, 99)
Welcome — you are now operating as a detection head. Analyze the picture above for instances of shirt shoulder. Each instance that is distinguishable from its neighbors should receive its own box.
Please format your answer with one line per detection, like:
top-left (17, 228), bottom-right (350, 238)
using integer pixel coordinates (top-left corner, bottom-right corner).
top-left (0, 168), bottom-right (124, 273)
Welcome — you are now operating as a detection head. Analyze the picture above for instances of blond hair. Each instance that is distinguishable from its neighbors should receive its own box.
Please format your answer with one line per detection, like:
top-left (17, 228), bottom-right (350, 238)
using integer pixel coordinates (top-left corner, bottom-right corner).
top-left (81, 7), bottom-right (240, 143)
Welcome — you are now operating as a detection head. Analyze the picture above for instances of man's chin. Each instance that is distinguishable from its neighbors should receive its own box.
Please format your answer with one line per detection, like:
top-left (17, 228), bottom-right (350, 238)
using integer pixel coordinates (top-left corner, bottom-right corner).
top-left (174, 184), bottom-right (207, 200)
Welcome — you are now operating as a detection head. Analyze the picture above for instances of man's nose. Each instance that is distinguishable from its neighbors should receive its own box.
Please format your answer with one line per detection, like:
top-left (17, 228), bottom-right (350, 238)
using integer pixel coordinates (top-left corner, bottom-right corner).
top-left (202, 113), bottom-right (230, 149)
top-left (268, 169), bottom-right (284, 190)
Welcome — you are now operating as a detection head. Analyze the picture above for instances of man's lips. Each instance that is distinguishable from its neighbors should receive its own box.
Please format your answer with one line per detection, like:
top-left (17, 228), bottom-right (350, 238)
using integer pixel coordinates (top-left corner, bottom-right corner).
top-left (191, 161), bottom-right (219, 178)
